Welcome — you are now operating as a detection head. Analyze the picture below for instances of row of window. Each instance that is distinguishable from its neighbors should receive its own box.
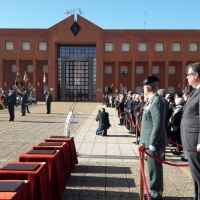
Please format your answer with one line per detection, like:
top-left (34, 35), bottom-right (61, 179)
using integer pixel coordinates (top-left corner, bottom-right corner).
top-left (11, 64), bottom-right (48, 73)
top-left (5, 42), bottom-right (47, 51)
top-left (105, 42), bottom-right (199, 52)
top-left (105, 65), bottom-right (181, 75)
top-left (105, 86), bottom-right (179, 94)
top-left (4, 41), bottom-right (199, 52)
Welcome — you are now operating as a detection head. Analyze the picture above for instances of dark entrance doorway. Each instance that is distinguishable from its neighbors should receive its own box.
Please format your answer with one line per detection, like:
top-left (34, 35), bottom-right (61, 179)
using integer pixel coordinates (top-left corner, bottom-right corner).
top-left (65, 61), bottom-right (89, 101)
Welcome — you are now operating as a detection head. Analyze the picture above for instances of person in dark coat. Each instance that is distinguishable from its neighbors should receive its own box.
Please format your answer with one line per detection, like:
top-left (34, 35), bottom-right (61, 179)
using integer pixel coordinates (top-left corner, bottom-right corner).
top-left (117, 95), bottom-right (125, 125)
top-left (180, 62), bottom-right (200, 200)
top-left (45, 90), bottom-right (53, 114)
top-left (96, 108), bottom-right (110, 136)
top-left (6, 88), bottom-right (16, 121)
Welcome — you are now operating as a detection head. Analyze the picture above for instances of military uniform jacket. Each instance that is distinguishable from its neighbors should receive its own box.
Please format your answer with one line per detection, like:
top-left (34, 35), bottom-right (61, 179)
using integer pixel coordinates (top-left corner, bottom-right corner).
top-left (180, 87), bottom-right (200, 151)
top-left (139, 94), bottom-right (168, 149)
top-left (6, 92), bottom-right (16, 107)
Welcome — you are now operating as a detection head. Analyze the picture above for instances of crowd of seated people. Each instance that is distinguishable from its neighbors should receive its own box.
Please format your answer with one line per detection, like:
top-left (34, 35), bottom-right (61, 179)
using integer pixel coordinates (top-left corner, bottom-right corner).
top-left (102, 89), bottom-right (191, 162)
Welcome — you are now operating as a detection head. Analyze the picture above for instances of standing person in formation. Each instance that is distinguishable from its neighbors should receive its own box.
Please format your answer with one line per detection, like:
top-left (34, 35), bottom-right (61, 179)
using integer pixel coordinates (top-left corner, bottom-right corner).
top-left (6, 88), bottom-right (16, 121)
top-left (45, 90), bottom-right (52, 114)
top-left (20, 89), bottom-right (28, 116)
top-left (180, 62), bottom-right (200, 200)
top-left (139, 76), bottom-right (168, 200)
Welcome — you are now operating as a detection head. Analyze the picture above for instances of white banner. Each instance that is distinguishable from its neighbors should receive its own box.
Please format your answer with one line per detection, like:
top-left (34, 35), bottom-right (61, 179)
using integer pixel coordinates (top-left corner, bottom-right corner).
top-left (64, 110), bottom-right (73, 136)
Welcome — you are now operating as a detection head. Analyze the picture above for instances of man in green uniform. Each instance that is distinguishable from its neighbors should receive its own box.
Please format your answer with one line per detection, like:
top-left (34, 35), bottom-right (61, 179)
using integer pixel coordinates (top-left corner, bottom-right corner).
top-left (139, 76), bottom-right (168, 200)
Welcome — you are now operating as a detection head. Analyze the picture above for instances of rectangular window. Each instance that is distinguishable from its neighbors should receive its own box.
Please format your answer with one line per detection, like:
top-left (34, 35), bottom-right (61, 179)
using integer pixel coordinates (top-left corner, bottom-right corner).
top-left (172, 43), bottom-right (181, 51)
top-left (168, 86), bottom-right (175, 93)
top-left (136, 66), bottom-right (144, 74)
top-left (11, 64), bottom-right (16, 73)
top-left (121, 43), bottom-right (130, 52)
top-left (43, 65), bottom-right (48, 73)
top-left (169, 66), bottom-right (176, 74)
top-left (105, 43), bottom-right (113, 51)
top-left (152, 66), bottom-right (160, 74)
top-left (120, 66), bottom-right (128, 74)
top-left (120, 86), bottom-right (127, 93)
top-left (155, 43), bottom-right (164, 51)
top-left (136, 86), bottom-right (143, 93)
top-left (105, 66), bottom-right (112, 74)
top-left (27, 65), bottom-right (33, 73)
top-left (39, 42), bottom-right (47, 51)
top-left (189, 43), bottom-right (198, 52)
top-left (22, 42), bottom-right (30, 50)
top-left (5, 42), bottom-right (14, 50)
top-left (43, 85), bottom-right (48, 92)
top-left (138, 43), bottom-right (147, 51)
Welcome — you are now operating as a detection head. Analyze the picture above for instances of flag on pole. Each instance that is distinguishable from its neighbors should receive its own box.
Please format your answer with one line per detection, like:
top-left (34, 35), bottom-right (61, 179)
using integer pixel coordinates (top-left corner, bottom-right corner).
top-left (111, 83), bottom-right (114, 88)
top-left (3, 82), bottom-right (6, 87)
top-left (37, 82), bottom-right (40, 87)
top-left (178, 83), bottom-right (181, 89)
top-left (119, 83), bottom-right (123, 88)
top-left (28, 82), bottom-right (31, 87)
top-left (23, 71), bottom-right (28, 83)
top-left (43, 73), bottom-right (47, 83)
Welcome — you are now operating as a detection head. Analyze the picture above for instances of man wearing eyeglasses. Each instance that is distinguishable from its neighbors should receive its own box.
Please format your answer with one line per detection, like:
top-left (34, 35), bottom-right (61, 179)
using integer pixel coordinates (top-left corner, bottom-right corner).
top-left (181, 62), bottom-right (200, 200)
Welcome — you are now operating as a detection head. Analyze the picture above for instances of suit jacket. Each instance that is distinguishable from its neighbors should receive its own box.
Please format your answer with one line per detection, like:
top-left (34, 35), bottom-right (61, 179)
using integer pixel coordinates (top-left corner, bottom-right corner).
top-left (139, 94), bottom-right (168, 149)
top-left (180, 87), bottom-right (200, 151)
top-left (46, 94), bottom-right (52, 104)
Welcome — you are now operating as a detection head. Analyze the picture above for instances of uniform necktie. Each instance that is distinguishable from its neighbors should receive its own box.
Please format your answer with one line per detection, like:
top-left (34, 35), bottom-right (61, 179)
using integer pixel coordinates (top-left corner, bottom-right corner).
top-left (190, 88), bottom-right (197, 97)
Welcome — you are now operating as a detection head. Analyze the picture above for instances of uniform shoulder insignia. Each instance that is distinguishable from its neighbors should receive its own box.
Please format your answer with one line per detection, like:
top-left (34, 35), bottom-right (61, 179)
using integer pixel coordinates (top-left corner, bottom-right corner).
top-left (149, 99), bottom-right (153, 104)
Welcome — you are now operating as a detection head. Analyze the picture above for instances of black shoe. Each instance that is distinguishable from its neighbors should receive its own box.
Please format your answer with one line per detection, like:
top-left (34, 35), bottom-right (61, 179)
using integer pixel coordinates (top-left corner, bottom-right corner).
top-left (172, 150), bottom-right (181, 155)
top-left (9, 119), bottom-right (11, 121)
top-left (28, 112), bottom-right (30, 113)
top-left (21, 114), bottom-right (25, 116)
top-left (181, 157), bottom-right (188, 162)
top-left (118, 124), bottom-right (123, 126)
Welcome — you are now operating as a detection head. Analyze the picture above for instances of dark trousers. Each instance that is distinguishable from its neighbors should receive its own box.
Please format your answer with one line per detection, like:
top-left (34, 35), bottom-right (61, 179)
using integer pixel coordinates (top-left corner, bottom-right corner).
top-left (187, 151), bottom-right (200, 200)
top-left (26, 104), bottom-right (30, 113)
top-left (8, 105), bottom-right (14, 120)
top-left (146, 148), bottom-right (164, 199)
top-left (21, 104), bottom-right (26, 115)
top-left (46, 102), bottom-right (51, 113)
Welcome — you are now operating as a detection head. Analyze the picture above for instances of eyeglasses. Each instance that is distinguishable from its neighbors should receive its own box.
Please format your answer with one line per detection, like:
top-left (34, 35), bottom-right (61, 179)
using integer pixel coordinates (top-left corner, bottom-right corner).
top-left (186, 73), bottom-right (194, 77)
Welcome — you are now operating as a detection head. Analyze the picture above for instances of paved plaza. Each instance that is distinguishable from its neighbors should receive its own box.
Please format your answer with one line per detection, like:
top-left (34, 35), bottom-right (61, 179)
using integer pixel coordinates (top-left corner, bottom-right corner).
top-left (0, 102), bottom-right (194, 200)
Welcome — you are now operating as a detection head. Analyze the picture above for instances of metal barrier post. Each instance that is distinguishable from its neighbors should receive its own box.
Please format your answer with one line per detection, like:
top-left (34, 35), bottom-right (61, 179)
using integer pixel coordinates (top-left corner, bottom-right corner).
top-left (140, 143), bottom-right (145, 200)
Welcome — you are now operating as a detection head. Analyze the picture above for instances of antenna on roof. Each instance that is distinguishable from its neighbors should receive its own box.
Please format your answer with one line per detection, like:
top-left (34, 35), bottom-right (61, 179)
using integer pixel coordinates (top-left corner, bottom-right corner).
top-left (144, 8), bottom-right (146, 29)
top-left (65, 8), bottom-right (85, 21)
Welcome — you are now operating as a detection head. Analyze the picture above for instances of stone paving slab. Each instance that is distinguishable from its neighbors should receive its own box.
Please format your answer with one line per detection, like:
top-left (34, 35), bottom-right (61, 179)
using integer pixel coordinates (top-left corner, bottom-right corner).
top-left (0, 102), bottom-right (194, 200)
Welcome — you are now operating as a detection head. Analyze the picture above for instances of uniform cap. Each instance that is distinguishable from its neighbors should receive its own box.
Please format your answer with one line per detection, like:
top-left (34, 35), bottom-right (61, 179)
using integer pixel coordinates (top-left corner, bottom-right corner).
top-left (143, 76), bottom-right (160, 85)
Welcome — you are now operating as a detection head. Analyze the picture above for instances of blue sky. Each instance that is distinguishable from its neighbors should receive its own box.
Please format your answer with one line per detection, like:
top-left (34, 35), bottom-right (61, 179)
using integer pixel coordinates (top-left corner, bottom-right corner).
top-left (0, 0), bottom-right (200, 29)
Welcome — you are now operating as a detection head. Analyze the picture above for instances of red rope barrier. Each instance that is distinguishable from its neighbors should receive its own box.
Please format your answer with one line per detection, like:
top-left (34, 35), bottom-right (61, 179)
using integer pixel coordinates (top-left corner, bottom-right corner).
top-left (139, 147), bottom-right (189, 167)
top-left (168, 139), bottom-right (182, 147)
top-left (138, 147), bottom-right (151, 200)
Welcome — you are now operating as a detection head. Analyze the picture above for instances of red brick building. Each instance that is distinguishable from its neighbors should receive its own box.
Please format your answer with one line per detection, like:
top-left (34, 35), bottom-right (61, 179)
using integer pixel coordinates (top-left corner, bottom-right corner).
top-left (0, 15), bottom-right (199, 101)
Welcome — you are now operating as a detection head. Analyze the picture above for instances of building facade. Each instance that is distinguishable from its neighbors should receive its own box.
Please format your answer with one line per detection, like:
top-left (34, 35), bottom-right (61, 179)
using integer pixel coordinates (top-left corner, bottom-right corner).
top-left (0, 15), bottom-right (200, 101)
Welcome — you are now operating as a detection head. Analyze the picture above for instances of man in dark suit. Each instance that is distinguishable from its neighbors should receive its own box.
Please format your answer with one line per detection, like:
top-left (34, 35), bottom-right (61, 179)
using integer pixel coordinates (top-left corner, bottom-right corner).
top-left (180, 62), bottom-right (200, 200)
top-left (96, 108), bottom-right (110, 136)
top-left (139, 76), bottom-right (168, 200)
top-left (45, 90), bottom-right (53, 114)
top-left (6, 88), bottom-right (16, 121)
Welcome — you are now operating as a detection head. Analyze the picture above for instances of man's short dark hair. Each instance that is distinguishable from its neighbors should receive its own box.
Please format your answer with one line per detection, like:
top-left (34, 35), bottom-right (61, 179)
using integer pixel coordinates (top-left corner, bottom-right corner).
top-left (188, 62), bottom-right (200, 76)
top-left (128, 91), bottom-right (133, 95)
